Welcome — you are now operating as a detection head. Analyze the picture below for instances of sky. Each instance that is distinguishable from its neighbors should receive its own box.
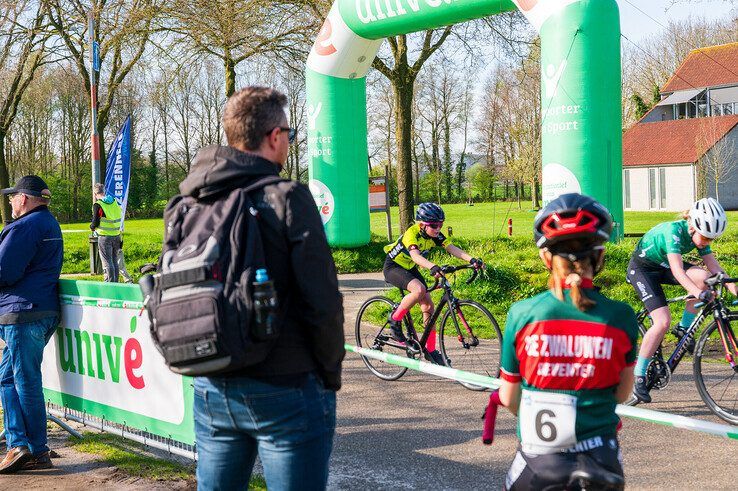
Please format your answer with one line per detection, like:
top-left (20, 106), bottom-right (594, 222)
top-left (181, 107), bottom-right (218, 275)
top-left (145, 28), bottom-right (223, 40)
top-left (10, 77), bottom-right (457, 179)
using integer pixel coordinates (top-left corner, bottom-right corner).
top-left (617, 0), bottom-right (736, 42)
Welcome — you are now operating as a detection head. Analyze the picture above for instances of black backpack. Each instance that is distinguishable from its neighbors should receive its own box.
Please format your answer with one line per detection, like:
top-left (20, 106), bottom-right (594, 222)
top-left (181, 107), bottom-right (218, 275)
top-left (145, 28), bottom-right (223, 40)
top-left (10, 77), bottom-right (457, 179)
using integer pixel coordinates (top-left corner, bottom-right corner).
top-left (143, 175), bottom-right (285, 376)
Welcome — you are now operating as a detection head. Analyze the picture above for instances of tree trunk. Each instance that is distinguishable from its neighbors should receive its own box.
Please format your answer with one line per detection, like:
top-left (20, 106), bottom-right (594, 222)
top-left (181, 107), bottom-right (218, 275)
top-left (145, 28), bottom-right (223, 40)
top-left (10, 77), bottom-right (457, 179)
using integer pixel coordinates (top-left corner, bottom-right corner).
top-left (532, 176), bottom-right (540, 209)
top-left (443, 116), bottom-right (452, 202)
top-left (0, 134), bottom-right (11, 223)
top-left (394, 82), bottom-right (415, 231)
top-left (224, 55), bottom-right (236, 98)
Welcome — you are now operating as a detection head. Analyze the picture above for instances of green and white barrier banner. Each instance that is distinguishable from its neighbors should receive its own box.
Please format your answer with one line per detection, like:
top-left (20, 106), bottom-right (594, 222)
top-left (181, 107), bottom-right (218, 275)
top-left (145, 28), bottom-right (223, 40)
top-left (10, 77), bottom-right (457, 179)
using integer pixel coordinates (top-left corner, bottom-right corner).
top-left (42, 280), bottom-right (195, 445)
top-left (346, 344), bottom-right (738, 440)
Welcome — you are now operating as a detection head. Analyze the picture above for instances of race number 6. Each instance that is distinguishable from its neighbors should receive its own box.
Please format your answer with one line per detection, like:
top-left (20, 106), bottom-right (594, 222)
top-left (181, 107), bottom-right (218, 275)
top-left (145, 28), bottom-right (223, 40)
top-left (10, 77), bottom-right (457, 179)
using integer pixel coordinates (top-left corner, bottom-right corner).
top-left (535, 409), bottom-right (557, 442)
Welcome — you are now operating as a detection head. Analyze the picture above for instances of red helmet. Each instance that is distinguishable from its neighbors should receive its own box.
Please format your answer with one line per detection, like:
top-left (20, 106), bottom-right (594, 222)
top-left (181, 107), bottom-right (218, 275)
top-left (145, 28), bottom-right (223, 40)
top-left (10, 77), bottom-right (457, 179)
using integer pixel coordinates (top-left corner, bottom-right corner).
top-left (533, 193), bottom-right (613, 249)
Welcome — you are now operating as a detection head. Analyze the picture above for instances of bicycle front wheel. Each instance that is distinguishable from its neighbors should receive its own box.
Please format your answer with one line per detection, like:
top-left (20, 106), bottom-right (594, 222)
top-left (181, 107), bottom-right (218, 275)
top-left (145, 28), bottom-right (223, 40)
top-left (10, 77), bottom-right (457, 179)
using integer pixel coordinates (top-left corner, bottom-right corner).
top-left (693, 314), bottom-right (738, 425)
top-left (355, 296), bottom-right (409, 381)
top-left (439, 300), bottom-right (502, 391)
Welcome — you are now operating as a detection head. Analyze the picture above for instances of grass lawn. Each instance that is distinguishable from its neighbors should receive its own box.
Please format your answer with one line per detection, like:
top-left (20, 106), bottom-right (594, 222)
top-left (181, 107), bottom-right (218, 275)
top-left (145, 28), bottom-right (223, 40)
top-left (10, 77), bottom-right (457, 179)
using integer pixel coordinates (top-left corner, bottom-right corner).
top-left (57, 203), bottom-right (738, 328)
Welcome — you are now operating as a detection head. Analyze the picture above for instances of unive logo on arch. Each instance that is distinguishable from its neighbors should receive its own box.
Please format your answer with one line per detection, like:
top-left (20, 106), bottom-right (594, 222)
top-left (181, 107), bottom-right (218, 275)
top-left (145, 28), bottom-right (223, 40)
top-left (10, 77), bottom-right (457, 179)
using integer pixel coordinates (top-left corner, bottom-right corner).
top-left (512, 0), bottom-right (580, 31)
top-left (309, 179), bottom-right (336, 225)
top-left (541, 163), bottom-right (581, 205)
top-left (355, 0), bottom-right (456, 24)
top-left (515, 0), bottom-right (538, 11)
top-left (314, 18), bottom-right (337, 56)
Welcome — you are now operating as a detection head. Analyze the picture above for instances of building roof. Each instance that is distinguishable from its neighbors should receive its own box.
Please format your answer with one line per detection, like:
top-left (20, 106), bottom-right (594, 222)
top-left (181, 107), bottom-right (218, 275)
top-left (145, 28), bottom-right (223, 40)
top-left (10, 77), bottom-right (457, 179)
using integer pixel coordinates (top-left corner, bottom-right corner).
top-left (662, 42), bottom-right (738, 93)
top-left (623, 115), bottom-right (738, 167)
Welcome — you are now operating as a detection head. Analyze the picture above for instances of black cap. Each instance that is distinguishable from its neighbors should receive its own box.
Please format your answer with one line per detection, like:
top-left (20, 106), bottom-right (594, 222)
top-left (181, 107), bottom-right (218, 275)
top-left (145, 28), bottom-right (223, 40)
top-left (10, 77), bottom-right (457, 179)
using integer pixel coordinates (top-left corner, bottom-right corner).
top-left (1, 175), bottom-right (51, 199)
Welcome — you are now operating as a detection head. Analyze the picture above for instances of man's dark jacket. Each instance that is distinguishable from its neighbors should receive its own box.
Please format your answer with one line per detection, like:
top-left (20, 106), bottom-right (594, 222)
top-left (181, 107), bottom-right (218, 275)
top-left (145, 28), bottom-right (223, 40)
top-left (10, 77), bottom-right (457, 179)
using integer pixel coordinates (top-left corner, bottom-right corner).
top-left (180, 145), bottom-right (345, 389)
top-left (0, 206), bottom-right (63, 324)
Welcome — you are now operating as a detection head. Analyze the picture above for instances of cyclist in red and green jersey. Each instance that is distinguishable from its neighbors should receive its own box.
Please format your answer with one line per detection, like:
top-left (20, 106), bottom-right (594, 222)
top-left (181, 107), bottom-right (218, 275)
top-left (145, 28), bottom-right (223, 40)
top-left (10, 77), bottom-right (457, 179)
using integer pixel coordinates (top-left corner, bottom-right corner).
top-left (383, 202), bottom-right (484, 364)
top-left (499, 193), bottom-right (637, 491)
top-left (627, 197), bottom-right (737, 403)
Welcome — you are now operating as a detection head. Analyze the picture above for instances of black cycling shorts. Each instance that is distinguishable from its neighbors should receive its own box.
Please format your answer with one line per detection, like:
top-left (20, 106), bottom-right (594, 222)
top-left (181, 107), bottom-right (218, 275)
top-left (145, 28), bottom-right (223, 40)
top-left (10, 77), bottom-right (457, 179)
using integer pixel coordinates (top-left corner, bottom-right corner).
top-left (383, 256), bottom-right (427, 291)
top-left (504, 436), bottom-right (623, 491)
top-left (626, 254), bottom-right (696, 312)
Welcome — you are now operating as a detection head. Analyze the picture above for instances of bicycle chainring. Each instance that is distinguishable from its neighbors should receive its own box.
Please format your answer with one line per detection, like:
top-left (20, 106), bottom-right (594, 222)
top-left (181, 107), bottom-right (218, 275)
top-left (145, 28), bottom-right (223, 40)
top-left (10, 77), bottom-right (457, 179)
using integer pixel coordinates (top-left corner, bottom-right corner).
top-left (647, 358), bottom-right (671, 390)
top-left (406, 339), bottom-right (422, 358)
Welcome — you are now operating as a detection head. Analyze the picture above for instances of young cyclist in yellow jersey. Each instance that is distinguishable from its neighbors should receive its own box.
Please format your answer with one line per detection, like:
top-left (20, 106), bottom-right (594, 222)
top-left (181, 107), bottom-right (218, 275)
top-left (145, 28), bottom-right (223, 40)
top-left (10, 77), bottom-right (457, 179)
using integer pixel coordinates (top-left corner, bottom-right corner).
top-left (499, 193), bottom-right (636, 491)
top-left (627, 197), bottom-right (737, 403)
top-left (383, 203), bottom-right (484, 364)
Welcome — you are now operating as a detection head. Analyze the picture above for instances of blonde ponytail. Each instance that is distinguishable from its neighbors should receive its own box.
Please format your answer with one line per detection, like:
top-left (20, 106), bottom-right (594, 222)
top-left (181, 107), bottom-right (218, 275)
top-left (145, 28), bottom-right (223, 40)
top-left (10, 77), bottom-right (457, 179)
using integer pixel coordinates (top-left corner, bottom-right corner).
top-left (548, 255), bottom-right (596, 312)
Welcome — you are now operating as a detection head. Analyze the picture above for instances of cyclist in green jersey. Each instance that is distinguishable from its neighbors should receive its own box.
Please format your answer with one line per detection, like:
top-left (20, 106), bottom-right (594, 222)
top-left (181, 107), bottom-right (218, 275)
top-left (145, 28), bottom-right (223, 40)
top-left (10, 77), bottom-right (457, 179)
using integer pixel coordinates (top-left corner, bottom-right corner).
top-left (627, 197), bottom-right (737, 403)
top-left (499, 193), bottom-right (637, 491)
top-left (383, 203), bottom-right (484, 364)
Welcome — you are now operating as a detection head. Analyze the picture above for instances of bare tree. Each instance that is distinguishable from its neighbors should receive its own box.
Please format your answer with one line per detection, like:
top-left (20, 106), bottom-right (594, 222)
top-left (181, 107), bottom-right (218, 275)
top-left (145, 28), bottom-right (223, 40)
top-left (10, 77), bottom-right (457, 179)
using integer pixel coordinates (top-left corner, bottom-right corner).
top-left (167, 0), bottom-right (315, 97)
top-left (373, 28), bottom-right (453, 230)
top-left (47, 0), bottom-right (156, 176)
top-left (0, 0), bottom-right (49, 222)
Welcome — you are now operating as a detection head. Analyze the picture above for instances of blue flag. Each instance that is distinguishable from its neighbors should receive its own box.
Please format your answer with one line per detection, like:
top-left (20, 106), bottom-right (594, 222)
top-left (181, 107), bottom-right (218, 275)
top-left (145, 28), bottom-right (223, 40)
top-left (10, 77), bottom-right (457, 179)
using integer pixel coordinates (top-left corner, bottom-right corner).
top-left (104, 116), bottom-right (131, 230)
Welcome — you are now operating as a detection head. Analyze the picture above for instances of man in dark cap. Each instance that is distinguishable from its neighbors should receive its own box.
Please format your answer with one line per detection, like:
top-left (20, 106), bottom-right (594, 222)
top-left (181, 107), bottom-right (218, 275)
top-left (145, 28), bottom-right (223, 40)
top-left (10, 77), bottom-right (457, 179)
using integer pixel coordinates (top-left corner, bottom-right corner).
top-left (0, 175), bottom-right (63, 473)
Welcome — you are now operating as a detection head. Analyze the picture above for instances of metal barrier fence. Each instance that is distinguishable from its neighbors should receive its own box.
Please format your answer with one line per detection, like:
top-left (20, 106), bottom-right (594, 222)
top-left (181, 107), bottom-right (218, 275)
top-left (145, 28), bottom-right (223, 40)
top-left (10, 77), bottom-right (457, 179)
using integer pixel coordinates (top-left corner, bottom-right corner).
top-left (346, 344), bottom-right (738, 440)
top-left (46, 403), bottom-right (197, 461)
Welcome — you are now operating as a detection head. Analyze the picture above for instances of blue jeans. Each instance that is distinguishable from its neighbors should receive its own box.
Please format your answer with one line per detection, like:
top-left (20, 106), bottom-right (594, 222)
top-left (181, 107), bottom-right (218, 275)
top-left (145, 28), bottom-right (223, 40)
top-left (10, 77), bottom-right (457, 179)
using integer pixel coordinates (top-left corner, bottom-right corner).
top-left (0, 316), bottom-right (58, 455)
top-left (194, 372), bottom-right (336, 491)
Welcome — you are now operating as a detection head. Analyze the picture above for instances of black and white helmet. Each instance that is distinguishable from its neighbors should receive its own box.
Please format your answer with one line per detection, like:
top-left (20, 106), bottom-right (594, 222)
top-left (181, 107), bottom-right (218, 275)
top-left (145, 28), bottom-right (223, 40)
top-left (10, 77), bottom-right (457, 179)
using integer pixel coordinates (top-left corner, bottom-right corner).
top-left (416, 202), bottom-right (445, 223)
top-left (689, 197), bottom-right (727, 239)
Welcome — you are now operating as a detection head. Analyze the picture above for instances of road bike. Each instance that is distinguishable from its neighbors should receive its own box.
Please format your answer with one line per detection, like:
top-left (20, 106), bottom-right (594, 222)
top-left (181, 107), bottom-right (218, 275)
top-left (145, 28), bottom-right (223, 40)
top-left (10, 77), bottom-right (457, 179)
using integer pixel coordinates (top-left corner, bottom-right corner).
top-left (628, 272), bottom-right (738, 424)
top-left (355, 264), bottom-right (502, 391)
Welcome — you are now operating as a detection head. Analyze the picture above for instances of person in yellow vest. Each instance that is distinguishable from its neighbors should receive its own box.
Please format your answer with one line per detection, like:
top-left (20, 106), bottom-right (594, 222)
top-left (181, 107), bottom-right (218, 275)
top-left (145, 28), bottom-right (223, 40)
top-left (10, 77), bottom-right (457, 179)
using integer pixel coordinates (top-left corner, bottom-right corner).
top-left (90, 183), bottom-right (122, 282)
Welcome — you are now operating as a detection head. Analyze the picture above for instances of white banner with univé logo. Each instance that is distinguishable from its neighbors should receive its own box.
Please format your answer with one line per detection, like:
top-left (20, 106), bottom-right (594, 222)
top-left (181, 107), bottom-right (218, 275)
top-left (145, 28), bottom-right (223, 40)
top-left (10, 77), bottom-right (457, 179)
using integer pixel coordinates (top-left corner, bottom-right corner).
top-left (41, 281), bottom-right (194, 444)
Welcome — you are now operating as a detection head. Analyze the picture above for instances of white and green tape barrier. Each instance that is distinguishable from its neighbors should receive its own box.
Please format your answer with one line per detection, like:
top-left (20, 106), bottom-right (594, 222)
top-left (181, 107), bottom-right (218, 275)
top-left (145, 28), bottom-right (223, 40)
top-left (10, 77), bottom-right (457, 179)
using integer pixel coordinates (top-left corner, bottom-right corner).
top-left (345, 344), bottom-right (738, 440)
top-left (308, 0), bottom-right (623, 246)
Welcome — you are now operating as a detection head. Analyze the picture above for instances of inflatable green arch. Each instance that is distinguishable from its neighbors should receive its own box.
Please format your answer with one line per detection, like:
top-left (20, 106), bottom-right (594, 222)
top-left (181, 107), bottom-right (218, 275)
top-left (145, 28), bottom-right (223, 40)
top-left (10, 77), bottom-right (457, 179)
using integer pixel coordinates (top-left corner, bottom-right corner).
top-left (306, 0), bottom-right (623, 247)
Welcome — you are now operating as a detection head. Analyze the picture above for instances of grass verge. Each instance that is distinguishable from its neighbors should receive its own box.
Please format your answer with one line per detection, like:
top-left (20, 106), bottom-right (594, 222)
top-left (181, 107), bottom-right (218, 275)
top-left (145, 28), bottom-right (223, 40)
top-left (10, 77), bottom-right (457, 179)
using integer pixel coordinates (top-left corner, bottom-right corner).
top-left (68, 432), bottom-right (195, 481)
top-left (68, 432), bottom-right (267, 489)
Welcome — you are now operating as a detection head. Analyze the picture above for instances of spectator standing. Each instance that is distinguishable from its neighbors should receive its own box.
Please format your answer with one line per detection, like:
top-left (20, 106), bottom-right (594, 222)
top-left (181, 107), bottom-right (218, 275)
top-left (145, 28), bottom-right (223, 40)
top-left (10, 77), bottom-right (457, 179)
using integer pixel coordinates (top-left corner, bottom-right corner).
top-left (90, 183), bottom-right (122, 282)
top-left (0, 176), bottom-right (63, 473)
top-left (187, 87), bottom-right (344, 490)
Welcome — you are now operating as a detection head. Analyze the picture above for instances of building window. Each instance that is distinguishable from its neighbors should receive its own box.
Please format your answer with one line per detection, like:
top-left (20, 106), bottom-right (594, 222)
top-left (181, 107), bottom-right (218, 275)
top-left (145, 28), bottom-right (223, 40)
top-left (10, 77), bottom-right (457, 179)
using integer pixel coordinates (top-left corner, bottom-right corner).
top-left (659, 168), bottom-right (666, 209)
top-left (723, 103), bottom-right (734, 115)
top-left (624, 169), bottom-right (631, 208)
top-left (649, 168), bottom-right (657, 209)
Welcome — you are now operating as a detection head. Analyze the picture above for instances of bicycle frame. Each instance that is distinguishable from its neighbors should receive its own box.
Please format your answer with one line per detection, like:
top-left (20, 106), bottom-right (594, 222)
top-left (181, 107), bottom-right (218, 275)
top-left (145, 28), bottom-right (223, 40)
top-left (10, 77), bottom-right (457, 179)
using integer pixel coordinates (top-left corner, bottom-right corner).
top-left (400, 267), bottom-right (479, 355)
top-left (403, 278), bottom-right (454, 355)
top-left (639, 277), bottom-right (738, 375)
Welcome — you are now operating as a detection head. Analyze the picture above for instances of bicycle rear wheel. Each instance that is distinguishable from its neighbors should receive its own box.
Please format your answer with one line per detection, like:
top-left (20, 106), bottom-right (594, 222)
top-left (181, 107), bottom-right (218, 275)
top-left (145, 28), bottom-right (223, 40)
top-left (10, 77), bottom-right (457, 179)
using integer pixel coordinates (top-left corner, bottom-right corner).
top-left (439, 300), bottom-right (502, 391)
top-left (355, 296), bottom-right (409, 381)
top-left (693, 314), bottom-right (738, 425)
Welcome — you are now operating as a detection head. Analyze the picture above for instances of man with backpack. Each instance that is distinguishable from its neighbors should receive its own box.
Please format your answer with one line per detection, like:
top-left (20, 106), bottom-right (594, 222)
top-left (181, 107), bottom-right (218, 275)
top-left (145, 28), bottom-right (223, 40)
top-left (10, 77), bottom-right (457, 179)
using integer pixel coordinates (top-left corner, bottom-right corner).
top-left (169, 87), bottom-right (344, 490)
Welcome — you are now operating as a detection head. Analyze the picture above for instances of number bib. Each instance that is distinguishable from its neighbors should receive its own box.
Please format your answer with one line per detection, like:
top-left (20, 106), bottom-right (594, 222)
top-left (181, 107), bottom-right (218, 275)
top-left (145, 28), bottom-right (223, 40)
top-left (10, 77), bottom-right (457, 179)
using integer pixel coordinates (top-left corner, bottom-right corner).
top-left (519, 390), bottom-right (577, 454)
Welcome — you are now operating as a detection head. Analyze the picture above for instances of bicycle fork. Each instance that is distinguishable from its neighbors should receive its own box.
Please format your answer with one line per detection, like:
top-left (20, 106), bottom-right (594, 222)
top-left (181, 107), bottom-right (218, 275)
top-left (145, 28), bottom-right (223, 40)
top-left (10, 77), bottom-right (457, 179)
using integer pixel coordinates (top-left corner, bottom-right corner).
top-left (714, 315), bottom-right (738, 371)
top-left (450, 304), bottom-right (479, 349)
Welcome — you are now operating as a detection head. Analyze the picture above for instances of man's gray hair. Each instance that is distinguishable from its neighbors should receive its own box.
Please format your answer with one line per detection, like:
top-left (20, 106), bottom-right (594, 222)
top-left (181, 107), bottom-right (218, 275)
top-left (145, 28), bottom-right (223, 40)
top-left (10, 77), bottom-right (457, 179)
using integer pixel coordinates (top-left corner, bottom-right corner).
top-left (93, 183), bottom-right (105, 196)
top-left (223, 86), bottom-right (288, 150)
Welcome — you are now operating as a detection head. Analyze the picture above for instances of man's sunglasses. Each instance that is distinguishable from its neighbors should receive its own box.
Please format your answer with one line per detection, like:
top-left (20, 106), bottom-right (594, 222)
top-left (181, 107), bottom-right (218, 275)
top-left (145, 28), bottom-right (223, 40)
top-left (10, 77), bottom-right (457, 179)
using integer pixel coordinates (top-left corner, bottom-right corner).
top-left (267, 126), bottom-right (297, 144)
top-left (423, 222), bottom-right (444, 230)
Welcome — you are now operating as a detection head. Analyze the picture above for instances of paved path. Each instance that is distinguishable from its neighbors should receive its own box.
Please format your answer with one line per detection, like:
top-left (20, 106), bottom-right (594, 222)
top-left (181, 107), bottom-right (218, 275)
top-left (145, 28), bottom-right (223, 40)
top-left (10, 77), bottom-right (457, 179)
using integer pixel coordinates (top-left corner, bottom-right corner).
top-left (331, 274), bottom-right (737, 490)
top-left (0, 273), bottom-right (735, 489)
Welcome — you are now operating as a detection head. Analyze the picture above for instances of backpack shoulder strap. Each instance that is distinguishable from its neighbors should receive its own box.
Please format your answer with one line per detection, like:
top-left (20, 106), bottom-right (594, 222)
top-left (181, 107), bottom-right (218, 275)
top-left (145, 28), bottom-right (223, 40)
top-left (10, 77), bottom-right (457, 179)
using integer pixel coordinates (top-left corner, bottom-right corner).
top-left (243, 175), bottom-right (288, 194)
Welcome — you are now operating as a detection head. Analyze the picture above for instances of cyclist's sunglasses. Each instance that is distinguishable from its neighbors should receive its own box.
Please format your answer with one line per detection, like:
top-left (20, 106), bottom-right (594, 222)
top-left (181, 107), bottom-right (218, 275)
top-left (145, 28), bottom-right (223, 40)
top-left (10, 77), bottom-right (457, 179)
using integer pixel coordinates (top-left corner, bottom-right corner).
top-left (267, 126), bottom-right (297, 144)
top-left (422, 221), bottom-right (444, 230)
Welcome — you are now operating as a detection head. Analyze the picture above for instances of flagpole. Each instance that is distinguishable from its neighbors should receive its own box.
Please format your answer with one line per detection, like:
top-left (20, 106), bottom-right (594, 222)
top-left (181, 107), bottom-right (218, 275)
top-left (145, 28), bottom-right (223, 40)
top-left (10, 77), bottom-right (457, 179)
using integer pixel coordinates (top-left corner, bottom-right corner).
top-left (88, 10), bottom-right (100, 187)
top-left (88, 10), bottom-right (100, 274)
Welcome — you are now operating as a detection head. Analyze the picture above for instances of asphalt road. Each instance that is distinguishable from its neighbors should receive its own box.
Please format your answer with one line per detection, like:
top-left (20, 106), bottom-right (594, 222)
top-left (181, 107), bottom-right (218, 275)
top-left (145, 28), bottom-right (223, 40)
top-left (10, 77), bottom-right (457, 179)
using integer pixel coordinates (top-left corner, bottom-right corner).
top-left (330, 274), bottom-right (738, 490)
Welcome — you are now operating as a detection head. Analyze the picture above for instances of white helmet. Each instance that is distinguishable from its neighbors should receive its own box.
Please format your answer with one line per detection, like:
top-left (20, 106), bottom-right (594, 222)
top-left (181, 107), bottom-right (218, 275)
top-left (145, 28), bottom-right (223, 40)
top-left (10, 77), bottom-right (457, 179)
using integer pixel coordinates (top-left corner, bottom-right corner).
top-left (689, 197), bottom-right (727, 239)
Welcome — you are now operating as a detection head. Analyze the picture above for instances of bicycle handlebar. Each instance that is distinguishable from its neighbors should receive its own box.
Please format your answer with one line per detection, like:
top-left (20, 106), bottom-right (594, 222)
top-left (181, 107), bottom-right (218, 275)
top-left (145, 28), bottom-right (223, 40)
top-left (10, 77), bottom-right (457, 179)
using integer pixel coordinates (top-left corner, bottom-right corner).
top-left (427, 264), bottom-right (479, 291)
top-left (705, 272), bottom-right (738, 288)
